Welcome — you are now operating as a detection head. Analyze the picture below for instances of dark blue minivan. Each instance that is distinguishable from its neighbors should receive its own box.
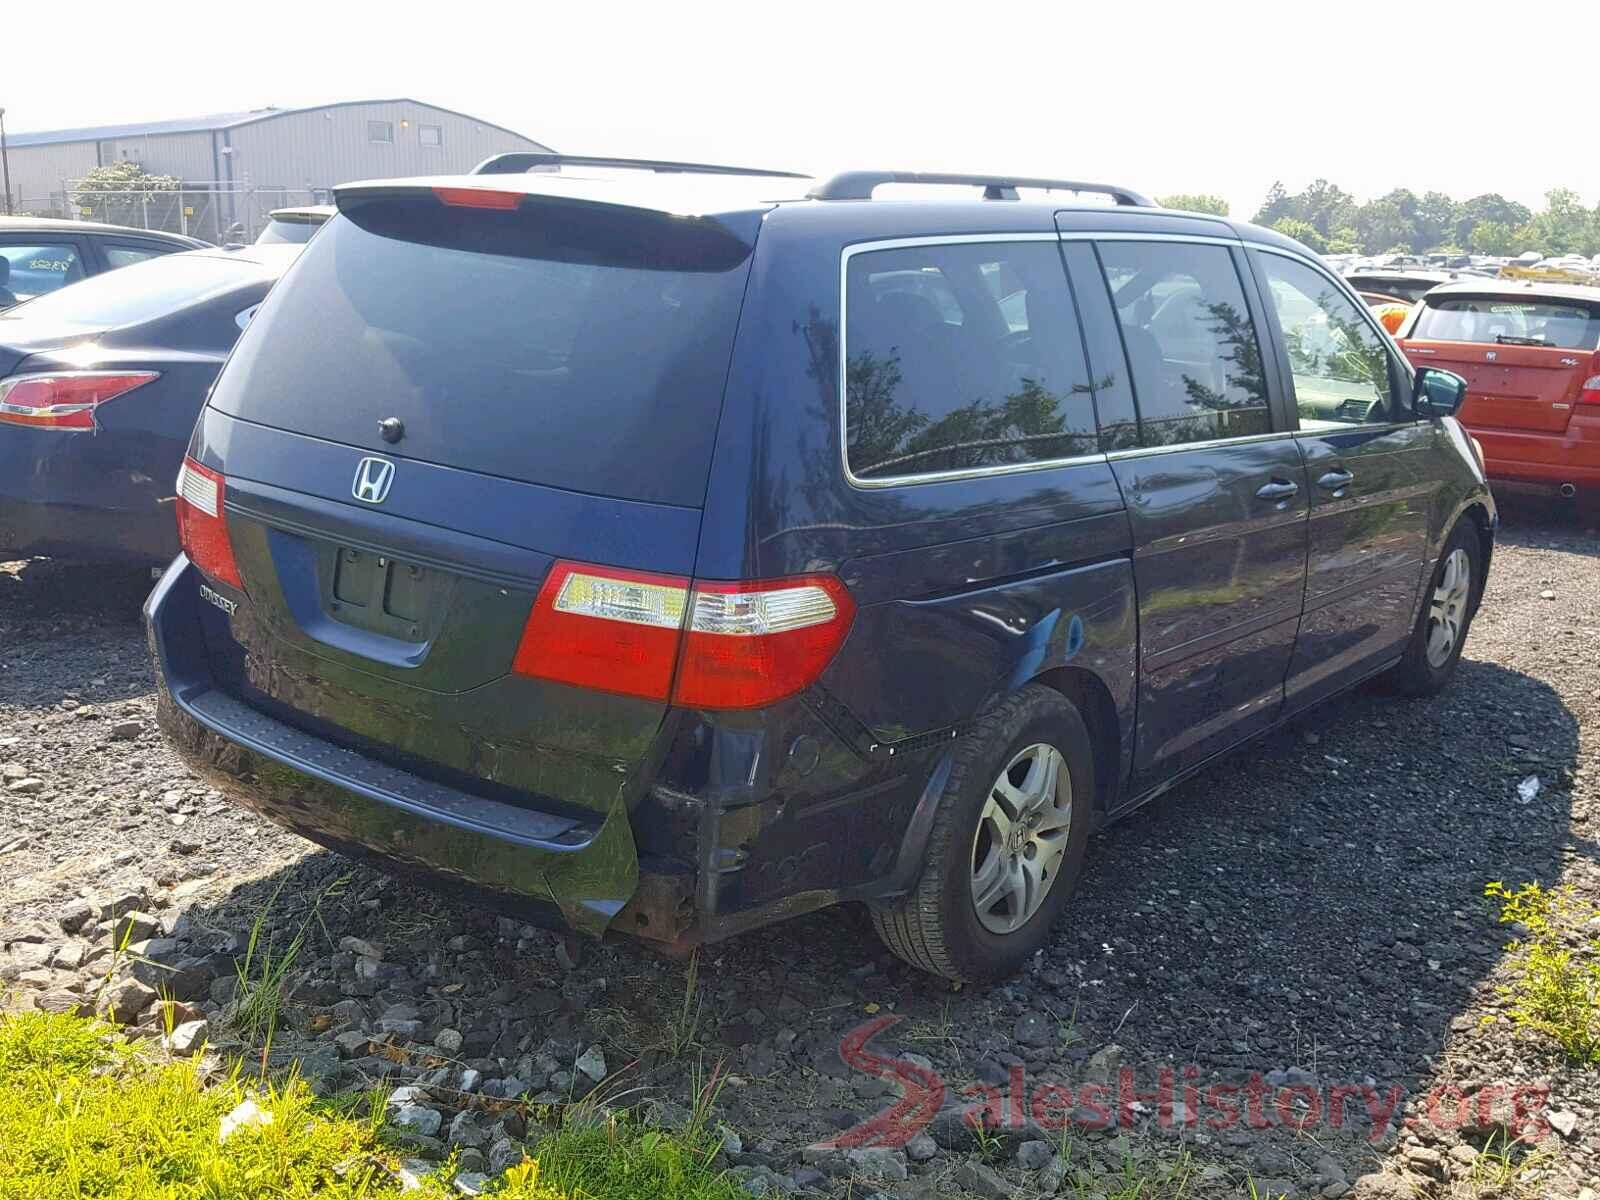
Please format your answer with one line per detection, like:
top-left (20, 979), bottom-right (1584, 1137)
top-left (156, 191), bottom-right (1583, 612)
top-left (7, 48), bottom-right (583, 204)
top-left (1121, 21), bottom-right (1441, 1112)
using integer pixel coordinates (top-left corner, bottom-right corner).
top-left (147, 158), bottom-right (1495, 980)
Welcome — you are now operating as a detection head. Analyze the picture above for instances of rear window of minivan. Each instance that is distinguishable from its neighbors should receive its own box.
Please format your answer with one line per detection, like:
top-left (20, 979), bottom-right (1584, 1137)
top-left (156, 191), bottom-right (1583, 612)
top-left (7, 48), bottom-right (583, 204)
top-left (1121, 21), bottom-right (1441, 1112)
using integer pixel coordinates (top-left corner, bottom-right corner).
top-left (207, 207), bottom-right (754, 508)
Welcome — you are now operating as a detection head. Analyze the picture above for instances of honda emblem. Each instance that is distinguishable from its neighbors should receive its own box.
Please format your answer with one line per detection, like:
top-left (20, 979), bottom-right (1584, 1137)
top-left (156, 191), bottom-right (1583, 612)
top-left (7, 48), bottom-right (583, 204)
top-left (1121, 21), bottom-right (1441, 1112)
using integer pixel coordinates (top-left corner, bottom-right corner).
top-left (352, 456), bottom-right (395, 504)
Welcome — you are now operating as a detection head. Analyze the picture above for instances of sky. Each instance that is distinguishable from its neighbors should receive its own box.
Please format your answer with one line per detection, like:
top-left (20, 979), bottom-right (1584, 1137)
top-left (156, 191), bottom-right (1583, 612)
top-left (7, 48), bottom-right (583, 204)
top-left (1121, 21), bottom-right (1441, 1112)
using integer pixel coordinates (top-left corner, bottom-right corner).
top-left (5, 0), bottom-right (1597, 219)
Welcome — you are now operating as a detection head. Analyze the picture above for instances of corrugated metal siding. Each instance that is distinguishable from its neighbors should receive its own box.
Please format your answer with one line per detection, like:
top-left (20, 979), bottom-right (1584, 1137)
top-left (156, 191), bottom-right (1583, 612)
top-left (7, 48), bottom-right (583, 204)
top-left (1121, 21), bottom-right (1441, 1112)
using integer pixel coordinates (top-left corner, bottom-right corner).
top-left (99, 130), bottom-right (217, 182)
top-left (6, 142), bottom-right (100, 209)
top-left (227, 102), bottom-right (548, 191)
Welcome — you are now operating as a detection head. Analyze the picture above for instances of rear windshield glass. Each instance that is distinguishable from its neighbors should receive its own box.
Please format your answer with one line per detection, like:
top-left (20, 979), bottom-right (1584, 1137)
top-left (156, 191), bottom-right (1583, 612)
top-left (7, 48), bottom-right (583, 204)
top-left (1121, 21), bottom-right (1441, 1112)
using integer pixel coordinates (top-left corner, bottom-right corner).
top-left (255, 218), bottom-right (321, 245)
top-left (1411, 297), bottom-right (1600, 350)
top-left (208, 208), bottom-right (753, 507)
top-left (0, 252), bottom-right (252, 328)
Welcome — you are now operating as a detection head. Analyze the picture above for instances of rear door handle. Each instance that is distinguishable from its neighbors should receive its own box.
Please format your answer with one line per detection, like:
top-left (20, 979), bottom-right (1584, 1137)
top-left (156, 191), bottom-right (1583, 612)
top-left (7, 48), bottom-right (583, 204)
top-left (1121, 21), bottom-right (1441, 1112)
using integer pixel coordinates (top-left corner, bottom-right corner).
top-left (1255, 479), bottom-right (1299, 501)
top-left (1317, 469), bottom-right (1355, 492)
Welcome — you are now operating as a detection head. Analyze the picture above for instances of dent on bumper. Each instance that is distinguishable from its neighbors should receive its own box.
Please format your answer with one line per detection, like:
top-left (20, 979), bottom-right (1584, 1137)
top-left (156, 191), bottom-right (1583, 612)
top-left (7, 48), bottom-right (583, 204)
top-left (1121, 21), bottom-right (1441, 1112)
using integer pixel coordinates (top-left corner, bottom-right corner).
top-left (146, 559), bottom-right (639, 938)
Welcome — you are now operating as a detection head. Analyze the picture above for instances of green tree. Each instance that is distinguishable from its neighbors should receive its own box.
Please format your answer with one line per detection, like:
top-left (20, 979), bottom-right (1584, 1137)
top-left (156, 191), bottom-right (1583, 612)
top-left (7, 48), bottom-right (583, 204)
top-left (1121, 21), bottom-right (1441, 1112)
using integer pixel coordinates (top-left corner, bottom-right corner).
top-left (1414, 191), bottom-right (1458, 251)
top-left (1157, 193), bottom-right (1229, 216)
top-left (1468, 221), bottom-right (1518, 256)
top-left (1254, 182), bottom-right (1293, 227)
top-left (70, 161), bottom-right (181, 230)
top-left (1270, 218), bottom-right (1327, 253)
top-left (1531, 188), bottom-right (1594, 255)
top-left (1454, 193), bottom-right (1531, 245)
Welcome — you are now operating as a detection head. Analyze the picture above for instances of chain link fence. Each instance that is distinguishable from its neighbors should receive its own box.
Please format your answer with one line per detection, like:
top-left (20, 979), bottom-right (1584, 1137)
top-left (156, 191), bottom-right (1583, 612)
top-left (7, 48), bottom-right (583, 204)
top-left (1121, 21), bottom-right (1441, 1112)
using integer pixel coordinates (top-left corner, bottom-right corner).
top-left (19, 184), bottom-right (323, 245)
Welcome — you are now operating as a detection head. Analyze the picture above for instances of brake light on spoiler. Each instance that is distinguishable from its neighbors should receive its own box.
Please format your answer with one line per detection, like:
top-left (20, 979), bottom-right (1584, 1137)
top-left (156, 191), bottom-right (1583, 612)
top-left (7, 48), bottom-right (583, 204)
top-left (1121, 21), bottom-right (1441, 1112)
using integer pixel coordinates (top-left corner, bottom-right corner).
top-left (175, 458), bottom-right (243, 589)
top-left (0, 371), bottom-right (159, 429)
top-left (513, 562), bottom-right (855, 710)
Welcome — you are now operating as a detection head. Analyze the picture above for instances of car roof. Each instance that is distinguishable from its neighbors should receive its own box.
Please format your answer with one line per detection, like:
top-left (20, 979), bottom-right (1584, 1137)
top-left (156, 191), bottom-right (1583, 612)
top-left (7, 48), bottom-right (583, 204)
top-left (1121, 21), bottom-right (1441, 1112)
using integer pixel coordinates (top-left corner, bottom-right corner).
top-left (182, 243), bottom-right (305, 275)
top-left (1422, 279), bottom-right (1600, 305)
top-left (0, 215), bottom-right (206, 247)
top-left (332, 170), bottom-right (1314, 253)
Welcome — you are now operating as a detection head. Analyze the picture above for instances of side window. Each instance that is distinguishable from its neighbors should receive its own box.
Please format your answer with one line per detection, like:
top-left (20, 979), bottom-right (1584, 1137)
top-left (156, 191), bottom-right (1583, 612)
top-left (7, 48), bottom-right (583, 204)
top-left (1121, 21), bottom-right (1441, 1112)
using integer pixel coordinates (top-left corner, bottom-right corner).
top-left (1096, 241), bottom-right (1271, 448)
top-left (0, 243), bottom-right (86, 306)
top-left (103, 243), bottom-right (174, 271)
top-left (844, 242), bottom-right (1098, 481)
top-left (1257, 253), bottom-right (1396, 427)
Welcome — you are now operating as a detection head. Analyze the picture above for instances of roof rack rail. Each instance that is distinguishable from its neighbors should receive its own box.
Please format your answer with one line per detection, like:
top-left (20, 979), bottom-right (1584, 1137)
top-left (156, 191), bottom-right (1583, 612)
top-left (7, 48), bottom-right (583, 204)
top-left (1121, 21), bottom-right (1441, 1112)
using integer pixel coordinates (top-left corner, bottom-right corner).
top-left (806, 171), bottom-right (1153, 206)
top-left (471, 152), bottom-right (811, 179)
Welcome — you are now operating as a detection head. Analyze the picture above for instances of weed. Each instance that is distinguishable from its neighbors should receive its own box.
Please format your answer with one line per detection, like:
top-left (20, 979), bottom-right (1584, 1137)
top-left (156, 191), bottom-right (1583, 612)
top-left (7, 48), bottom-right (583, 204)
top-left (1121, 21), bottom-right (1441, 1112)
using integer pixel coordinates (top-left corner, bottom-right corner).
top-left (232, 872), bottom-right (351, 1050)
top-left (1485, 880), bottom-right (1600, 1063)
top-left (663, 949), bottom-right (704, 1059)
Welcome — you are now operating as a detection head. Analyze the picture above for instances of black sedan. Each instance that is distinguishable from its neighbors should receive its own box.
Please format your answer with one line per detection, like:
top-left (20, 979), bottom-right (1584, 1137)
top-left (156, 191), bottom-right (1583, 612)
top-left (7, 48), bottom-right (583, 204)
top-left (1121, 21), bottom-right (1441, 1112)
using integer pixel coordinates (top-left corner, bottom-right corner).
top-left (0, 244), bottom-right (301, 566)
top-left (1, 216), bottom-right (205, 309)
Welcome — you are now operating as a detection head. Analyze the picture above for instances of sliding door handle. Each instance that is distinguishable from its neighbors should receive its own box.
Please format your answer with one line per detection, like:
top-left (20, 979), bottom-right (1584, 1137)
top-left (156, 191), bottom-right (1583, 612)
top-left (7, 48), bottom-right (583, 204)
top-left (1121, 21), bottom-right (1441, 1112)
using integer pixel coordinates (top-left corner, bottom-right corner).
top-left (1255, 479), bottom-right (1300, 501)
top-left (1318, 469), bottom-right (1355, 493)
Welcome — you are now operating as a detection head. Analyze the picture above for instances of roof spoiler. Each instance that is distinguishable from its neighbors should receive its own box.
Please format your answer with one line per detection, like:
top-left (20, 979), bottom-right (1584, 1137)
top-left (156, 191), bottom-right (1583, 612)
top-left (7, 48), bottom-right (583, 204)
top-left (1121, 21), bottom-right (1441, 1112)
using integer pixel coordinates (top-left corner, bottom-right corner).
top-left (471, 152), bottom-right (810, 180)
top-left (806, 171), bottom-right (1152, 205)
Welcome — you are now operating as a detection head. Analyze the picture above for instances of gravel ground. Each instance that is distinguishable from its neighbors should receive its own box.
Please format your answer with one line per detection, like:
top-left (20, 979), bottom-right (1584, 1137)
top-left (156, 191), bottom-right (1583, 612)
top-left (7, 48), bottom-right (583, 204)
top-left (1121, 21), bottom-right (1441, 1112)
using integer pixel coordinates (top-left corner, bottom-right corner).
top-left (2, 495), bottom-right (1596, 1200)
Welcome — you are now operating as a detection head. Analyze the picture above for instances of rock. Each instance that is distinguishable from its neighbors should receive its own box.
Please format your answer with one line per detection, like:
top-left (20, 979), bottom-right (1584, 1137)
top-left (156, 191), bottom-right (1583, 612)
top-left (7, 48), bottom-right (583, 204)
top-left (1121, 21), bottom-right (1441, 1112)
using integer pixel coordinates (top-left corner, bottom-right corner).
top-left (1546, 1109), bottom-right (1578, 1139)
top-left (1086, 1043), bottom-right (1122, 1081)
top-left (390, 1104), bottom-right (442, 1137)
top-left (339, 936), bottom-right (384, 959)
top-left (333, 1031), bottom-right (371, 1059)
top-left (162, 1018), bottom-right (209, 1055)
top-left (454, 1172), bottom-right (490, 1196)
top-left (395, 1158), bottom-right (438, 1191)
top-left (488, 1136), bottom-right (524, 1174)
top-left (1013, 1011), bottom-right (1053, 1048)
top-left (51, 941), bottom-right (88, 971)
top-left (575, 1044), bottom-right (607, 1082)
top-left (904, 1132), bottom-right (938, 1162)
top-left (111, 911), bottom-right (161, 945)
top-left (644, 1098), bottom-right (692, 1131)
top-left (434, 1028), bottom-right (463, 1055)
top-left (33, 989), bottom-right (89, 1016)
top-left (1401, 1146), bottom-right (1443, 1178)
top-left (98, 977), bottom-right (157, 1024)
top-left (218, 1098), bottom-right (274, 1141)
top-left (1016, 1139), bottom-right (1055, 1171)
top-left (96, 888), bottom-right (149, 922)
top-left (110, 720), bottom-right (144, 740)
top-left (953, 1160), bottom-right (1010, 1199)
top-left (845, 1148), bottom-right (907, 1182)
top-left (57, 899), bottom-right (94, 934)
top-left (8, 778), bottom-right (45, 794)
top-left (1539, 589), bottom-right (1556, 600)
top-left (1347, 1175), bottom-right (1412, 1200)
top-left (448, 1110), bottom-right (488, 1149)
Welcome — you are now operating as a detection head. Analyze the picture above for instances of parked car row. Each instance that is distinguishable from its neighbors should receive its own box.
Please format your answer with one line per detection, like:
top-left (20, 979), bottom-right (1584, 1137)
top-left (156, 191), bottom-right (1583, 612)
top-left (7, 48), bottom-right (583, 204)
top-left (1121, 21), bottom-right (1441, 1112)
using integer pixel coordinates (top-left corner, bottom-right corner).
top-left (119, 159), bottom-right (1495, 980)
top-left (0, 216), bottom-right (203, 309)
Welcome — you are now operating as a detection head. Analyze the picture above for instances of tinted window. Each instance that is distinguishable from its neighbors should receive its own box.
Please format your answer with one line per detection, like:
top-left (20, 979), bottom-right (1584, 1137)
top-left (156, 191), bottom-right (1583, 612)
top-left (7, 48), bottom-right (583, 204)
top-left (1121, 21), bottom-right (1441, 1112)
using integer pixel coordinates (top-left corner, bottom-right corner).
top-left (255, 218), bottom-right (321, 245)
top-left (0, 252), bottom-right (251, 328)
top-left (1097, 241), bottom-right (1270, 448)
top-left (845, 242), bottom-right (1097, 481)
top-left (0, 243), bottom-right (85, 306)
top-left (1412, 297), bottom-right (1600, 351)
top-left (1258, 254), bottom-right (1396, 427)
top-left (208, 210), bottom-right (752, 508)
top-left (103, 243), bottom-right (174, 270)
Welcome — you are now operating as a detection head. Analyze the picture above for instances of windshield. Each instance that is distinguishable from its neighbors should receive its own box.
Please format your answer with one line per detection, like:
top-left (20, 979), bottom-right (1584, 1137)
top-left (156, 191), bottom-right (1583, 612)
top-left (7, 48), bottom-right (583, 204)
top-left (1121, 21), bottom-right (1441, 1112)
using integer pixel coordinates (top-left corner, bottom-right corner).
top-left (208, 208), bottom-right (754, 507)
top-left (0, 252), bottom-right (259, 329)
top-left (1411, 297), bottom-right (1600, 350)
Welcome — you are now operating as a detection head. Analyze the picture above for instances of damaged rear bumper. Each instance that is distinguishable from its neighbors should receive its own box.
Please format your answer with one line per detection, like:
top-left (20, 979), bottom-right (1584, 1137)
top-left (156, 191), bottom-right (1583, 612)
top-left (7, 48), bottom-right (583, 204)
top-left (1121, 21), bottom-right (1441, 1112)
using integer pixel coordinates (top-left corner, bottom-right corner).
top-left (145, 556), bottom-right (639, 938)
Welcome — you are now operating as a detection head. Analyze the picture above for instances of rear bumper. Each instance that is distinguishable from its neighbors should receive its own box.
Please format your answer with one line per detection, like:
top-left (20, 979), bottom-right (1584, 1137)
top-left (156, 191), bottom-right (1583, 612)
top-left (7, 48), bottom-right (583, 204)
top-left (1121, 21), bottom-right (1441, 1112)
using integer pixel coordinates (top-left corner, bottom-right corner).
top-left (1470, 413), bottom-right (1600, 489)
top-left (144, 557), bottom-right (639, 938)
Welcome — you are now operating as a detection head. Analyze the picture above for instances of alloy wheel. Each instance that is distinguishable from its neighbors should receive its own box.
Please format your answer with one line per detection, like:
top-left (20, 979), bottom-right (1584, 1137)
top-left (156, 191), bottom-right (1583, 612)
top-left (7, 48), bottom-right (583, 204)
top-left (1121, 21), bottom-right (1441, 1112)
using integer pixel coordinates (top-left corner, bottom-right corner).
top-left (1425, 547), bottom-right (1472, 668)
top-left (969, 743), bottom-right (1072, 935)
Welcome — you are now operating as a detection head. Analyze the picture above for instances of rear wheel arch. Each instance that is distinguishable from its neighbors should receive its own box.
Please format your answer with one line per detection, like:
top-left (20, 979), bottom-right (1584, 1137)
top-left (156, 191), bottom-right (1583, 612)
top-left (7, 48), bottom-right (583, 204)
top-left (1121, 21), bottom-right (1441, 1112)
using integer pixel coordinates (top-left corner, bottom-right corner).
top-left (1031, 665), bottom-right (1121, 815)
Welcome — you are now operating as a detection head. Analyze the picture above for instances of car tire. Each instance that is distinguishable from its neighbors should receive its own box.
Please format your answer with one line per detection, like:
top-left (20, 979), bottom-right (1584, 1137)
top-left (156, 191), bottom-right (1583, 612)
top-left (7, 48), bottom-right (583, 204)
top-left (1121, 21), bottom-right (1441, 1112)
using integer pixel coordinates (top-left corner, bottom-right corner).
top-left (870, 685), bottom-right (1093, 982)
top-left (1390, 521), bottom-right (1483, 697)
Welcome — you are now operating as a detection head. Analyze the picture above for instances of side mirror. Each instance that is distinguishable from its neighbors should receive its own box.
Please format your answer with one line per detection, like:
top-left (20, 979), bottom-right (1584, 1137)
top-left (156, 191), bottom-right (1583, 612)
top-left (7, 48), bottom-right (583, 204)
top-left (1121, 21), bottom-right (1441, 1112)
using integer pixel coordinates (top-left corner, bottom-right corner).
top-left (1414, 367), bottom-right (1467, 418)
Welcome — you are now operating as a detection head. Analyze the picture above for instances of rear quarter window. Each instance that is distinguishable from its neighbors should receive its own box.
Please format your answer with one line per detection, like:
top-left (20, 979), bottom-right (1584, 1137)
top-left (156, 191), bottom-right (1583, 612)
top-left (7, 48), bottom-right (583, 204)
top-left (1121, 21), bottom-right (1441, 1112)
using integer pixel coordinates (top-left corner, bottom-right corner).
top-left (843, 241), bottom-right (1098, 482)
top-left (0, 252), bottom-right (253, 327)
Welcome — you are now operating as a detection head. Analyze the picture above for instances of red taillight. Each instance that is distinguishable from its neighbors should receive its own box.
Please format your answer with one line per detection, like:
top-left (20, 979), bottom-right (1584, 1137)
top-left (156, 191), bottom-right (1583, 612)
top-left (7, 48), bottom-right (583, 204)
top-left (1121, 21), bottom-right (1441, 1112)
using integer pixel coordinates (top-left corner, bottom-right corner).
top-left (674, 576), bottom-right (856, 709)
top-left (511, 562), bottom-right (855, 709)
top-left (1579, 375), bottom-right (1600, 407)
top-left (433, 186), bottom-right (521, 211)
top-left (175, 458), bottom-right (242, 589)
top-left (0, 371), bottom-right (158, 430)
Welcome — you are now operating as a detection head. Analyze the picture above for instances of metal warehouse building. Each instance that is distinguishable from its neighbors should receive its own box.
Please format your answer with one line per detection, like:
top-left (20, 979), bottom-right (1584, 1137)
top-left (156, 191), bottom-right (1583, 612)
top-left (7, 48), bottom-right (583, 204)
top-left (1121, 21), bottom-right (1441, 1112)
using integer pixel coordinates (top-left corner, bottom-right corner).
top-left (4, 98), bottom-right (551, 240)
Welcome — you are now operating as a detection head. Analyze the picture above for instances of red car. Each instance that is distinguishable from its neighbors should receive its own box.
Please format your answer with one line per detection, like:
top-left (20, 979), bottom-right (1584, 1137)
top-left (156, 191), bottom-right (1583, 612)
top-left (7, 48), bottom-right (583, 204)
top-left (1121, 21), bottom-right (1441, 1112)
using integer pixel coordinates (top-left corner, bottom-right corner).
top-left (1399, 281), bottom-right (1600, 501)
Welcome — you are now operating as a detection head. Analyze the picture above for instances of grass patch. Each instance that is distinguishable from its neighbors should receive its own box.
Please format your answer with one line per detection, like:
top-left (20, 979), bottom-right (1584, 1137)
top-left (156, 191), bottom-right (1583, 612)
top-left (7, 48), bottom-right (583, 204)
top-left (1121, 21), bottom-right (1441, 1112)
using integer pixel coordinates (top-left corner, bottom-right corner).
top-left (1485, 880), bottom-right (1600, 1063)
top-left (0, 1009), bottom-right (739, 1199)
